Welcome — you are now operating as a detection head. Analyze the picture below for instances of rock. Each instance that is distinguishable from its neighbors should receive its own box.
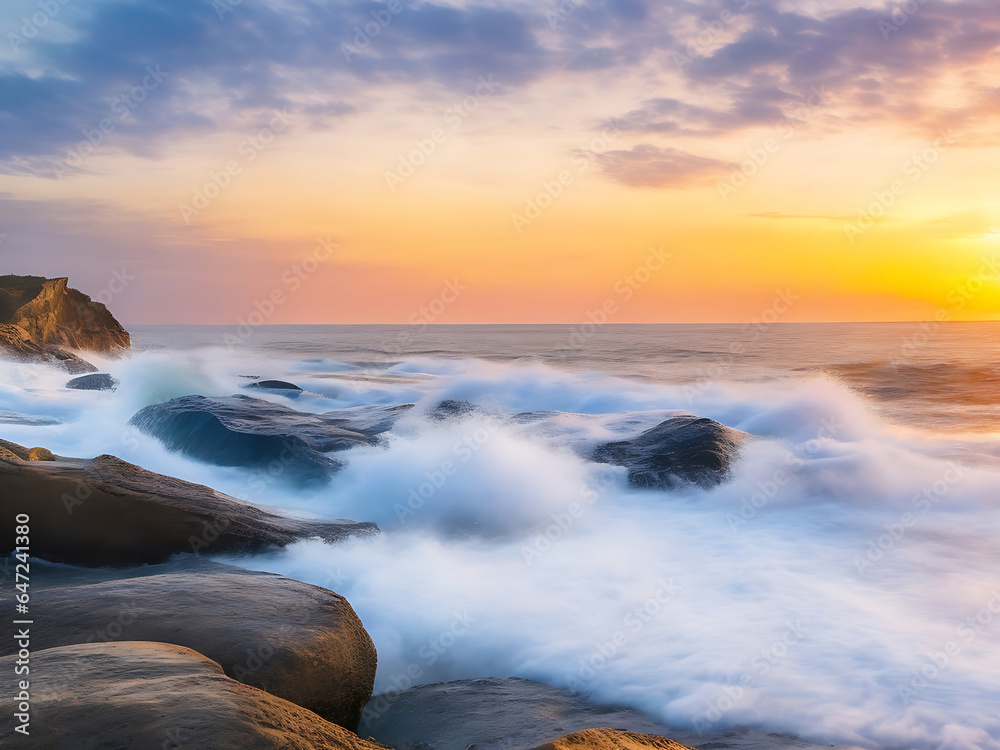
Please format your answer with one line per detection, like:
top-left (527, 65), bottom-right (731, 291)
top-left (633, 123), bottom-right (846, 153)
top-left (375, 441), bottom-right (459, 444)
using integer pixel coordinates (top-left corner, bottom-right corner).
top-left (0, 443), bottom-right (377, 566)
top-left (0, 323), bottom-right (97, 373)
top-left (535, 729), bottom-right (693, 750)
top-left (0, 438), bottom-right (30, 459)
top-left (66, 373), bottom-right (119, 391)
top-left (244, 379), bottom-right (304, 392)
top-left (427, 399), bottom-right (480, 420)
top-left (591, 416), bottom-right (749, 489)
top-left (361, 678), bottom-right (833, 750)
top-left (27, 446), bottom-right (55, 461)
top-left (130, 395), bottom-right (412, 482)
top-left (0, 642), bottom-right (386, 749)
top-left (2, 559), bottom-right (377, 730)
top-left (0, 274), bottom-right (130, 352)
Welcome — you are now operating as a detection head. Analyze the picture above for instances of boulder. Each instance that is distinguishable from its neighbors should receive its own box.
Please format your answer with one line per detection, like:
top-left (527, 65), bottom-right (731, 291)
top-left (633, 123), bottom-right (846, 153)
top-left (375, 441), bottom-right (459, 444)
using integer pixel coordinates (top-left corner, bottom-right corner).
top-left (0, 441), bottom-right (376, 566)
top-left (0, 642), bottom-right (385, 749)
top-left (1, 559), bottom-right (377, 730)
top-left (66, 373), bottom-right (119, 391)
top-left (591, 416), bottom-right (749, 489)
top-left (27, 446), bottom-right (55, 461)
top-left (536, 729), bottom-right (693, 750)
top-left (129, 395), bottom-right (412, 481)
top-left (361, 677), bottom-right (831, 750)
top-left (244, 379), bottom-right (304, 393)
top-left (0, 274), bottom-right (130, 352)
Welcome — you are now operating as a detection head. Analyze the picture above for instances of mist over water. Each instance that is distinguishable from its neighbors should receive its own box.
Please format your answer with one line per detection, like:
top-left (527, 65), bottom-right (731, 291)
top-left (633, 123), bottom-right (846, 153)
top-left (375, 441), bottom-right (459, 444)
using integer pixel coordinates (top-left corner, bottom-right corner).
top-left (3, 323), bottom-right (1000, 750)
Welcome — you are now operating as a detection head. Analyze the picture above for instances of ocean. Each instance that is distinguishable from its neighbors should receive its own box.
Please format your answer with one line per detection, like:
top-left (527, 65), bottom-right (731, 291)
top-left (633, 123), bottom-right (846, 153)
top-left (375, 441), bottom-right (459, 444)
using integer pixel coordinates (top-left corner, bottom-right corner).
top-left (2, 322), bottom-right (999, 749)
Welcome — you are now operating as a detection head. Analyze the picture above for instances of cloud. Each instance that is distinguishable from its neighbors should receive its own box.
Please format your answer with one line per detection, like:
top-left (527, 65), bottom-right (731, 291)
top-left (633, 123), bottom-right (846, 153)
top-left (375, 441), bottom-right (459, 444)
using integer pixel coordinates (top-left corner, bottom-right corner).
top-left (2, 0), bottom-right (999, 176)
top-left (592, 144), bottom-right (736, 188)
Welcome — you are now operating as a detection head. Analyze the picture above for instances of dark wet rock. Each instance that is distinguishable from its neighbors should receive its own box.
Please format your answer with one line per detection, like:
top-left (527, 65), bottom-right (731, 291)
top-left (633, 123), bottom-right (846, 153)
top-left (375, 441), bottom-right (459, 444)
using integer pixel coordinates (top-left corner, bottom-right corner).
top-left (66, 373), bottom-right (119, 391)
top-left (244, 379), bottom-right (304, 392)
top-left (361, 677), bottom-right (834, 750)
top-left (591, 416), bottom-right (749, 489)
top-left (0, 442), bottom-right (376, 566)
top-left (129, 395), bottom-right (412, 481)
top-left (0, 642), bottom-right (385, 749)
top-left (427, 399), bottom-right (480, 420)
top-left (1, 559), bottom-right (377, 730)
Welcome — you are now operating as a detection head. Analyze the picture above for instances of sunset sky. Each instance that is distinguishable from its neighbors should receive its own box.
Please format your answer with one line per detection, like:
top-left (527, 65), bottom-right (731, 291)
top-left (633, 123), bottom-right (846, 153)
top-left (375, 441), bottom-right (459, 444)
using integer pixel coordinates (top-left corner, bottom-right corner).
top-left (1, 0), bottom-right (999, 324)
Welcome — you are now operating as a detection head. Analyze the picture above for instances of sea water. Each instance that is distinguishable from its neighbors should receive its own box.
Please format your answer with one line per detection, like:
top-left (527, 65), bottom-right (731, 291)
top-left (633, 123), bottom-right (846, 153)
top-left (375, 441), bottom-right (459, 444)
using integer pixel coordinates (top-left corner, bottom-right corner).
top-left (2, 322), bottom-right (998, 749)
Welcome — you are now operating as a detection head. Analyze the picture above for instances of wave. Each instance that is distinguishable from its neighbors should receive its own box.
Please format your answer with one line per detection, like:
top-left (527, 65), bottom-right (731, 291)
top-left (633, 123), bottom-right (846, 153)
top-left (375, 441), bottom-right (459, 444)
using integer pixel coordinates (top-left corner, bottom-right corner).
top-left (2, 346), bottom-right (999, 749)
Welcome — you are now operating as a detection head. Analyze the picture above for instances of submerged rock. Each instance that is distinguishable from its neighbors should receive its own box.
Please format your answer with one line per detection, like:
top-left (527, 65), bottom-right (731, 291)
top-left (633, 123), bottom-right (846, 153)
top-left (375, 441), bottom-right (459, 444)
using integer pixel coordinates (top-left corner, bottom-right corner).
top-left (0, 642), bottom-right (385, 749)
top-left (244, 379), bottom-right (304, 394)
top-left (0, 440), bottom-right (376, 566)
top-left (361, 677), bottom-right (832, 750)
top-left (536, 729), bottom-right (693, 750)
top-left (2, 559), bottom-right (377, 730)
top-left (129, 395), bottom-right (412, 481)
top-left (66, 372), bottom-right (119, 391)
top-left (591, 416), bottom-right (749, 489)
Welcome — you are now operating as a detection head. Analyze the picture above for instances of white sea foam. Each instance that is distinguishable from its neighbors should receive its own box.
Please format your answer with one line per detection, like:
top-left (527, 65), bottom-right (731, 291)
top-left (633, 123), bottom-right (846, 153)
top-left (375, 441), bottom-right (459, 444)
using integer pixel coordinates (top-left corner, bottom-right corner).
top-left (3, 344), bottom-right (999, 749)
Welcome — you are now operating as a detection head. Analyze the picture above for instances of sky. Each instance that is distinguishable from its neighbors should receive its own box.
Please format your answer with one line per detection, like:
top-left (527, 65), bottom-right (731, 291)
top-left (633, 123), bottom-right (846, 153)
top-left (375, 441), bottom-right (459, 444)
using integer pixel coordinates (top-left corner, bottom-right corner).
top-left (1, 0), bottom-right (999, 324)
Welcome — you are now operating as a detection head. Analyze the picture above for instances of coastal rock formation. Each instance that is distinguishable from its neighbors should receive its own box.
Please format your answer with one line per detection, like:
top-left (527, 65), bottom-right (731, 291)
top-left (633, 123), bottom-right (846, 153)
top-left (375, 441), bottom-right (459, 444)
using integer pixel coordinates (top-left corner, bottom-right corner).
top-left (0, 440), bottom-right (376, 566)
top-left (535, 729), bottom-right (693, 750)
top-left (3, 560), bottom-right (377, 730)
top-left (130, 395), bottom-right (412, 481)
top-left (361, 677), bottom-right (830, 750)
top-left (0, 322), bottom-right (97, 373)
top-left (0, 642), bottom-right (385, 749)
top-left (591, 416), bottom-right (749, 489)
top-left (0, 274), bottom-right (130, 352)
top-left (66, 373), bottom-right (119, 391)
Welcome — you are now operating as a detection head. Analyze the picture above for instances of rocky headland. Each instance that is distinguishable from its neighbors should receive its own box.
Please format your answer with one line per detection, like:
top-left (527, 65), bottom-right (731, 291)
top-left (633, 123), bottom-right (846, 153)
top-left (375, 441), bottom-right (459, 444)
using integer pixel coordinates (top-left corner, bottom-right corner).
top-left (0, 275), bottom-right (129, 373)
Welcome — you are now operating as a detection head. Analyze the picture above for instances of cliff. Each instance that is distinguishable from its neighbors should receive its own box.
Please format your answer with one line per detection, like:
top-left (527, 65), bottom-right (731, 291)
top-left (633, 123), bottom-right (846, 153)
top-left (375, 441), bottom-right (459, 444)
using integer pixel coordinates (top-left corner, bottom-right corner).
top-left (0, 275), bottom-right (130, 352)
